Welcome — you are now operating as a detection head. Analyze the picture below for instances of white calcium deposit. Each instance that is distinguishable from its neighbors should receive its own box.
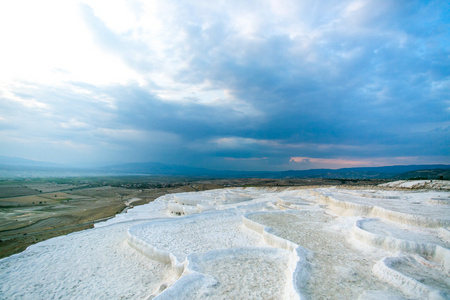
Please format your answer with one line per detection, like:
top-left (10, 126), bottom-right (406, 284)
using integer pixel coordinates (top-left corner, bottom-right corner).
top-left (1, 181), bottom-right (449, 299)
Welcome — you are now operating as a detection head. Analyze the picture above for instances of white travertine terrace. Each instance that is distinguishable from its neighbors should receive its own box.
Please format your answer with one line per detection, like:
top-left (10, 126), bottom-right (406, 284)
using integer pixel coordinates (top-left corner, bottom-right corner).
top-left (380, 180), bottom-right (450, 190)
top-left (0, 180), bottom-right (449, 299)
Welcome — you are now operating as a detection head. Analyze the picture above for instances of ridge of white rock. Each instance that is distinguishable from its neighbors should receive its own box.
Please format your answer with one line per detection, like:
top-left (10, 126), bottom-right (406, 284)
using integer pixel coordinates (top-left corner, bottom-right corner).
top-left (381, 180), bottom-right (450, 190)
top-left (314, 188), bottom-right (449, 227)
top-left (242, 212), bottom-right (311, 300)
top-left (126, 192), bottom-right (304, 299)
top-left (373, 255), bottom-right (449, 299)
top-left (352, 218), bottom-right (450, 269)
top-left (154, 247), bottom-right (292, 300)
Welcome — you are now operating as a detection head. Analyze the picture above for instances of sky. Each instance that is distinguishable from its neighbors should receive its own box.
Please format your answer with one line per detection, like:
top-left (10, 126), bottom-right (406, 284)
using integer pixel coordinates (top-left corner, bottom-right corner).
top-left (0, 0), bottom-right (449, 171)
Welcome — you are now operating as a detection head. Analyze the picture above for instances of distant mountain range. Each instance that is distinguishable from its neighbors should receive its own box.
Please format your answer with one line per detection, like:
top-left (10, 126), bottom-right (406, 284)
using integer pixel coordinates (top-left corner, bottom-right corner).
top-left (392, 168), bottom-right (450, 180)
top-left (103, 162), bottom-right (450, 179)
top-left (274, 165), bottom-right (450, 180)
top-left (0, 156), bottom-right (449, 179)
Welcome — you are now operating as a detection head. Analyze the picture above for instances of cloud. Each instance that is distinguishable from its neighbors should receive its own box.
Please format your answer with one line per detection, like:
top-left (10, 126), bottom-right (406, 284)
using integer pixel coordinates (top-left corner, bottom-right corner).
top-left (0, 0), bottom-right (448, 169)
top-left (290, 157), bottom-right (371, 167)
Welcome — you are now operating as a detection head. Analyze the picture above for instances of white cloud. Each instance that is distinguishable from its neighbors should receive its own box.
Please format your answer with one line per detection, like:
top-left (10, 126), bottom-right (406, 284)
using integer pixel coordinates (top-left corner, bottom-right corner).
top-left (0, 1), bottom-right (141, 87)
top-left (59, 118), bottom-right (91, 130)
top-left (0, 85), bottom-right (49, 110)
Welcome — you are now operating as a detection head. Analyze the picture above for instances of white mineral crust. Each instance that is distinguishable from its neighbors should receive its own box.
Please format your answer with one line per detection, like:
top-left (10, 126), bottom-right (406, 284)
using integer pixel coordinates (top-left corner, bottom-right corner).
top-left (1, 181), bottom-right (449, 299)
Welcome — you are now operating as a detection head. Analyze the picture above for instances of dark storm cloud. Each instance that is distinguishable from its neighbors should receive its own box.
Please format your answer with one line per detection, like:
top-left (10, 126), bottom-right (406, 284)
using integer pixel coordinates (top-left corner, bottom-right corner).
top-left (96, 84), bottom-right (259, 138)
top-left (156, 0), bottom-right (450, 158)
top-left (82, 0), bottom-right (448, 166)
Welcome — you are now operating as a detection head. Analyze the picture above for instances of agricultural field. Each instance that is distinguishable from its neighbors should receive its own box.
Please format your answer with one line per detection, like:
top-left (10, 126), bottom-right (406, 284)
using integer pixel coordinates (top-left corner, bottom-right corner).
top-left (0, 185), bottom-right (40, 198)
top-left (0, 178), bottom-right (88, 199)
top-left (0, 179), bottom-right (128, 257)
